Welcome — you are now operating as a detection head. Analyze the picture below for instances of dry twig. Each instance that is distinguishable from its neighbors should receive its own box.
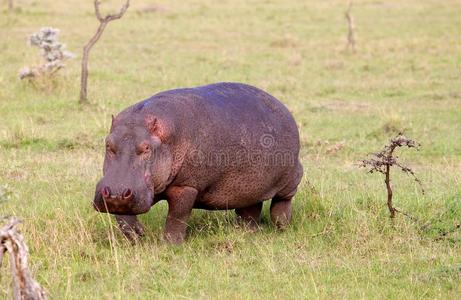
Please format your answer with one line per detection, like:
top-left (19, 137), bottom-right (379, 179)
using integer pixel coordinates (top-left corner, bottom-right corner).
top-left (0, 217), bottom-right (46, 300)
top-left (361, 133), bottom-right (424, 218)
top-left (80, 0), bottom-right (130, 104)
top-left (435, 223), bottom-right (461, 241)
top-left (421, 199), bottom-right (461, 240)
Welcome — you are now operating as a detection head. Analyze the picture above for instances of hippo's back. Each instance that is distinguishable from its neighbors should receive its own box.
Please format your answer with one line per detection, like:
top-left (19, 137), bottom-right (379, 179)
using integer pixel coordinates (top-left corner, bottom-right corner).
top-left (144, 82), bottom-right (299, 149)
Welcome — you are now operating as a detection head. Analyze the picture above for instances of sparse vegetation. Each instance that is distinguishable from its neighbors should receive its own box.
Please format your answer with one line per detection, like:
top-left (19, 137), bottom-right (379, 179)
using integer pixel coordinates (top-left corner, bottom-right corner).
top-left (0, 0), bottom-right (460, 298)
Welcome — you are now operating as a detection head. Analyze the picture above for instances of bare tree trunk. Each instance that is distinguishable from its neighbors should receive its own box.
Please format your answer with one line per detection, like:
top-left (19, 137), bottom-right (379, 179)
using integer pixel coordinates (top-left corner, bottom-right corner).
top-left (345, 1), bottom-right (356, 52)
top-left (80, 22), bottom-right (108, 104)
top-left (384, 145), bottom-right (397, 218)
top-left (8, 0), bottom-right (13, 11)
top-left (79, 0), bottom-right (130, 104)
top-left (384, 164), bottom-right (395, 218)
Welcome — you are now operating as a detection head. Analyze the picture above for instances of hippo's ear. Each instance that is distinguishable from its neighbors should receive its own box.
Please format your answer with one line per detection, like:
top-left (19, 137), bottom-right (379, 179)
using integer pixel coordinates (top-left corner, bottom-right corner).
top-left (145, 114), bottom-right (171, 142)
top-left (110, 114), bottom-right (115, 133)
top-left (145, 115), bottom-right (158, 134)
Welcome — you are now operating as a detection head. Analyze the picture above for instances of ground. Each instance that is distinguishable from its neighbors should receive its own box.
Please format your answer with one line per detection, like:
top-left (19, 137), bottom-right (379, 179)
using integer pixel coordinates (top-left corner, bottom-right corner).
top-left (0, 0), bottom-right (460, 298)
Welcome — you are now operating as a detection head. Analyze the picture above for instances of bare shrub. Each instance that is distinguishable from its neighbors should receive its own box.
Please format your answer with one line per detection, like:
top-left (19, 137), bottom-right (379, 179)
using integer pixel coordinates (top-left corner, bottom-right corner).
top-left (19, 27), bottom-right (74, 80)
top-left (360, 133), bottom-right (424, 218)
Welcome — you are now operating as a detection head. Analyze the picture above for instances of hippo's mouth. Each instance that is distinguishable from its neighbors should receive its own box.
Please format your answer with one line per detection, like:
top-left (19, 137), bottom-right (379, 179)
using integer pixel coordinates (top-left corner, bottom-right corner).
top-left (93, 191), bottom-right (153, 215)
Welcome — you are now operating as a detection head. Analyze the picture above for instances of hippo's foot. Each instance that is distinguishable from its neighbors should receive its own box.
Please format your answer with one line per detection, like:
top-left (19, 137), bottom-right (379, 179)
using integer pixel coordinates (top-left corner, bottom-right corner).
top-left (235, 202), bottom-right (263, 231)
top-left (163, 231), bottom-right (187, 245)
top-left (115, 215), bottom-right (145, 243)
top-left (270, 195), bottom-right (292, 229)
top-left (163, 186), bottom-right (198, 245)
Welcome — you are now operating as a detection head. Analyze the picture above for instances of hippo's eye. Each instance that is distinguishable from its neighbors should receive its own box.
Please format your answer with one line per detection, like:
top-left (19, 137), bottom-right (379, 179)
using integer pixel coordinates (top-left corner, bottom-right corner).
top-left (137, 143), bottom-right (151, 155)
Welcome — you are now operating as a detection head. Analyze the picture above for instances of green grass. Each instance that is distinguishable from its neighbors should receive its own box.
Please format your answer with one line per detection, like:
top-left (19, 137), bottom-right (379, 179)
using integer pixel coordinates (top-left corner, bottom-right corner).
top-left (1, 0), bottom-right (460, 298)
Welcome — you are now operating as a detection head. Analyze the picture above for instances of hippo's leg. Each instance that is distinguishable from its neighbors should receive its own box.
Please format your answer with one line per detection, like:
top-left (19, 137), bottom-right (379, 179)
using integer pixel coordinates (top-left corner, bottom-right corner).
top-left (115, 215), bottom-right (145, 242)
top-left (270, 196), bottom-right (292, 229)
top-left (164, 186), bottom-right (198, 244)
top-left (270, 186), bottom-right (299, 229)
top-left (271, 163), bottom-right (303, 229)
top-left (235, 202), bottom-right (263, 230)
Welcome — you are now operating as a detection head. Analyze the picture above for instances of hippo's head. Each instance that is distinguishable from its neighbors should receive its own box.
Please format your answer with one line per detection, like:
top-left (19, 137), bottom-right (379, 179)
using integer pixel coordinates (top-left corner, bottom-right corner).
top-left (93, 114), bottom-right (172, 215)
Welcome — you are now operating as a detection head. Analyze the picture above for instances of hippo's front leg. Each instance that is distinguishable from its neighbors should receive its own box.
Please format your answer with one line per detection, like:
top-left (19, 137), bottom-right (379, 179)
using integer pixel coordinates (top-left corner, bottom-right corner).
top-left (115, 215), bottom-right (145, 242)
top-left (164, 186), bottom-right (198, 244)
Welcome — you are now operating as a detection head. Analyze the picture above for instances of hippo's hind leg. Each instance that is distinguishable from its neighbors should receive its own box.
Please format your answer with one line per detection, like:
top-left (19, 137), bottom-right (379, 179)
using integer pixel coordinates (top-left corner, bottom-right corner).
top-left (270, 196), bottom-right (293, 229)
top-left (271, 162), bottom-right (303, 229)
top-left (115, 215), bottom-right (145, 242)
top-left (235, 202), bottom-right (263, 230)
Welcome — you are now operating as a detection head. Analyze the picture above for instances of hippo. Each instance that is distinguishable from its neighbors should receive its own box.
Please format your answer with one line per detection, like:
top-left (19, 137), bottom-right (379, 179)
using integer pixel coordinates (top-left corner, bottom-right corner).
top-left (93, 82), bottom-right (303, 244)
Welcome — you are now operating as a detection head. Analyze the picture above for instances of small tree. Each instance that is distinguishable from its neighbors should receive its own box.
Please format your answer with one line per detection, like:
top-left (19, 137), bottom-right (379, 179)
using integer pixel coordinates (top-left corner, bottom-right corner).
top-left (79, 0), bottom-right (130, 104)
top-left (361, 133), bottom-right (424, 218)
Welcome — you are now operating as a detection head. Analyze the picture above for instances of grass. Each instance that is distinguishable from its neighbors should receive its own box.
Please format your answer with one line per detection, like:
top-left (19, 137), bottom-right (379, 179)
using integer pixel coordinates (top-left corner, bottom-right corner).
top-left (0, 0), bottom-right (460, 298)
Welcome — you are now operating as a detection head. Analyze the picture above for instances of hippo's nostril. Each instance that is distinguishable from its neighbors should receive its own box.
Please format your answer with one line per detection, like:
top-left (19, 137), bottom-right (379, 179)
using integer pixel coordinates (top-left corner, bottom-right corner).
top-left (123, 188), bottom-right (133, 199)
top-left (101, 186), bottom-right (111, 198)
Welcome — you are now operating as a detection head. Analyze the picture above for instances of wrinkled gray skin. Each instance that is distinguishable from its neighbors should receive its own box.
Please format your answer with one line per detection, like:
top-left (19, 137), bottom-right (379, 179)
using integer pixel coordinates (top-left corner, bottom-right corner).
top-left (93, 82), bottom-right (303, 244)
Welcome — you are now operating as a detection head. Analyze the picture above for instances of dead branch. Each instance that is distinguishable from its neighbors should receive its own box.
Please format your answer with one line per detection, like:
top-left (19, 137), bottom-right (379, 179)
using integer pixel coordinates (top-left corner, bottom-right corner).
top-left (345, 1), bottom-right (356, 52)
top-left (435, 223), bottom-right (461, 241)
top-left (0, 217), bottom-right (46, 300)
top-left (79, 0), bottom-right (130, 104)
top-left (361, 133), bottom-right (424, 218)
